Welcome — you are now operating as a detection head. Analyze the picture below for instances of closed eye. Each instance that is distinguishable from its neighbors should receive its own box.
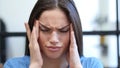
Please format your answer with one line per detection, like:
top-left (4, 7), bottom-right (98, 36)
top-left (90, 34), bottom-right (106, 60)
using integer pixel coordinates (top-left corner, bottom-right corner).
top-left (39, 23), bottom-right (51, 32)
top-left (58, 25), bottom-right (70, 33)
top-left (40, 27), bottom-right (50, 32)
top-left (39, 22), bottom-right (70, 33)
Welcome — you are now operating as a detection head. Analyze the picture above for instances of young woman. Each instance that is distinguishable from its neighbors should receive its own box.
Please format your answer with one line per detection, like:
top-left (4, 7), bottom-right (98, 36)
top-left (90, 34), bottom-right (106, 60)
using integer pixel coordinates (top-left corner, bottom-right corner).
top-left (4, 0), bottom-right (103, 68)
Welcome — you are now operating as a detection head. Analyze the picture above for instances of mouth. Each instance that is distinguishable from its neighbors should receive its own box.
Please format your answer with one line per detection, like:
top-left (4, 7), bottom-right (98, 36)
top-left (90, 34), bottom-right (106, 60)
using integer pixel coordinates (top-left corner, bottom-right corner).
top-left (46, 46), bottom-right (61, 52)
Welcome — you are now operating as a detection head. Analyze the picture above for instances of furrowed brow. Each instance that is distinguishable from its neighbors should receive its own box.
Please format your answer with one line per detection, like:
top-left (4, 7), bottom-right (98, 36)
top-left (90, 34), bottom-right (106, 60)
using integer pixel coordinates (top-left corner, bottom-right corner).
top-left (58, 24), bottom-right (70, 30)
top-left (39, 23), bottom-right (50, 29)
top-left (39, 21), bottom-right (70, 30)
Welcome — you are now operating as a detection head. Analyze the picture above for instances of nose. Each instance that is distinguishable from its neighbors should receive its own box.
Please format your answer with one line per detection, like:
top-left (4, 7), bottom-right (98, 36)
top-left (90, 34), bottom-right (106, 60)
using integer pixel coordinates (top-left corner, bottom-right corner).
top-left (49, 31), bottom-right (59, 45)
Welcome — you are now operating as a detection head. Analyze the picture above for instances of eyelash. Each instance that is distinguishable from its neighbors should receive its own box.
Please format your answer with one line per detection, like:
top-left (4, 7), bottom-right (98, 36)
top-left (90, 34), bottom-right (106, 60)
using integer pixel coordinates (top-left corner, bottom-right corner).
top-left (40, 28), bottom-right (50, 32)
top-left (59, 29), bottom-right (69, 33)
top-left (40, 28), bottom-right (69, 33)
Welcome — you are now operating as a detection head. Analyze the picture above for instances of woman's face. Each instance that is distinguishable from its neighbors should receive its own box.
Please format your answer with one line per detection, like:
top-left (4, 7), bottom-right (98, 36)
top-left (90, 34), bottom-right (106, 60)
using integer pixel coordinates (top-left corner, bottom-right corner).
top-left (38, 8), bottom-right (70, 59)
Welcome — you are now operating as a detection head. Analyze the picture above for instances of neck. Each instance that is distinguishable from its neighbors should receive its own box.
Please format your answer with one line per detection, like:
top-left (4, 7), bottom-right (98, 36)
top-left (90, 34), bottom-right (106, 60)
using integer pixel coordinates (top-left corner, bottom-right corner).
top-left (42, 54), bottom-right (68, 68)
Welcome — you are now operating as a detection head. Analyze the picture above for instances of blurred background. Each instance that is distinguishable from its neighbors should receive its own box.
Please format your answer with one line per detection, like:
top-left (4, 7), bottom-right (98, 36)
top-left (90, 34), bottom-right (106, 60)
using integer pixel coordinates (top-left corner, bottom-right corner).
top-left (0, 0), bottom-right (120, 68)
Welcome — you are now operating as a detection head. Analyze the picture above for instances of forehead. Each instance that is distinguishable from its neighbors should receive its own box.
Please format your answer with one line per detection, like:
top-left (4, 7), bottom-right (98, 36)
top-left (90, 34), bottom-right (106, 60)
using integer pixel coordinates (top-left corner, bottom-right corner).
top-left (39, 8), bottom-right (70, 27)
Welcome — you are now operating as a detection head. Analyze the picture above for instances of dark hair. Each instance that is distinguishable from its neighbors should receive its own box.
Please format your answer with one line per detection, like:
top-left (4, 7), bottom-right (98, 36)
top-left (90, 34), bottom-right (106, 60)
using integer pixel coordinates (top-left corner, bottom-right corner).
top-left (25, 0), bottom-right (83, 57)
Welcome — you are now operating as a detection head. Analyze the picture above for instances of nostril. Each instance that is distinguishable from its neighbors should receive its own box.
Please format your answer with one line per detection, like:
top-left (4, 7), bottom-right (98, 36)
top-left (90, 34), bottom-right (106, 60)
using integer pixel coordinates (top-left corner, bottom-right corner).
top-left (50, 41), bottom-right (58, 45)
top-left (49, 36), bottom-right (59, 45)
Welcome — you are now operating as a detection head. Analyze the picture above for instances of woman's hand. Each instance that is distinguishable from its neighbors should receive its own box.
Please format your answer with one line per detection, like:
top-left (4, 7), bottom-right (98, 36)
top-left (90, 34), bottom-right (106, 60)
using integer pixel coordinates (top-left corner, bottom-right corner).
top-left (67, 25), bottom-right (83, 68)
top-left (25, 21), bottom-right (43, 68)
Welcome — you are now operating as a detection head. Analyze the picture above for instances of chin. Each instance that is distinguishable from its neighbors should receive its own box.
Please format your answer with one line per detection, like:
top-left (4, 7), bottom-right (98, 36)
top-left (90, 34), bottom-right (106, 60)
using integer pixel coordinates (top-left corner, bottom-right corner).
top-left (46, 53), bottom-right (63, 59)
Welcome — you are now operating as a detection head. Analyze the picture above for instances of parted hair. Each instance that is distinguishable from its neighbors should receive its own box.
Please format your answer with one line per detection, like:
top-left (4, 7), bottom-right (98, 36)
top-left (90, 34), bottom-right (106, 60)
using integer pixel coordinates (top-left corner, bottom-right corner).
top-left (25, 0), bottom-right (83, 57)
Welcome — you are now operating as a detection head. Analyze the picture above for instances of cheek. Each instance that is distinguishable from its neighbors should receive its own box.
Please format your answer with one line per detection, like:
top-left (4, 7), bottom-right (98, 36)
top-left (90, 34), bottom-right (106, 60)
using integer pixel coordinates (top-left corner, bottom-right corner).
top-left (38, 32), bottom-right (48, 46)
top-left (60, 33), bottom-right (70, 53)
top-left (60, 33), bottom-right (70, 47)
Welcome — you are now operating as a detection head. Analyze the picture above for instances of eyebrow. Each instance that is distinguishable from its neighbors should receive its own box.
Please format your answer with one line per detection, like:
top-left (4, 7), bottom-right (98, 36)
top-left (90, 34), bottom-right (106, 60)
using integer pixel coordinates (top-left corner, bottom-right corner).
top-left (59, 24), bottom-right (70, 30)
top-left (39, 23), bottom-right (50, 29)
top-left (39, 22), bottom-right (70, 29)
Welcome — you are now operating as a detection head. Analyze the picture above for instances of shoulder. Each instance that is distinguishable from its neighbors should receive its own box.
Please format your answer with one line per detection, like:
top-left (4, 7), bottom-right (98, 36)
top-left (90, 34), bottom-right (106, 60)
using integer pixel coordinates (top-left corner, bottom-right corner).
top-left (4, 56), bottom-right (30, 68)
top-left (80, 56), bottom-right (103, 68)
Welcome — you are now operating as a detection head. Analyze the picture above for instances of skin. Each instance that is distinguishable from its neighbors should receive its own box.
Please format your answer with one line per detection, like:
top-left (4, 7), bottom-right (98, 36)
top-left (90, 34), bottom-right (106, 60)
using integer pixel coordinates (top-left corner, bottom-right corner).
top-left (25, 8), bottom-right (83, 68)
top-left (38, 8), bottom-right (70, 60)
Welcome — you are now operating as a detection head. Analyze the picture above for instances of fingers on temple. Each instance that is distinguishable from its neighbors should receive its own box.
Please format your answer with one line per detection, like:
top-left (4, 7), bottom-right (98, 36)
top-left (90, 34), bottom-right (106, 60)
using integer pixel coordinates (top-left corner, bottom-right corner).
top-left (25, 20), bottom-right (39, 42)
top-left (70, 24), bottom-right (74, 45)
top-left (70, 24), bottom-right (77, 48)
top-left (35, 20), bottom-right (39, 38)
top-left (31, 20), bottom-right (39, 42)
top-left (31, 26), bottom-right (37, 44)
top-left (25, 23), bottom-right (31, 42)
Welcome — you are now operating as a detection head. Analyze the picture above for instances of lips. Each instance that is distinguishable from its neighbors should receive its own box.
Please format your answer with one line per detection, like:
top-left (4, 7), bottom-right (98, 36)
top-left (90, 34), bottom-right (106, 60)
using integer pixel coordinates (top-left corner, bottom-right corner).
top-left (46, 46), bottom-right (61, 52)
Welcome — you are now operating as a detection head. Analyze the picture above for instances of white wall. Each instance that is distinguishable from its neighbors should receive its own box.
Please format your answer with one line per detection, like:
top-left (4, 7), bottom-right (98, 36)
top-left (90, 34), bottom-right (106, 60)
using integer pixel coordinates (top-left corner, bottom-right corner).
top-left (0, 0), bottom-right (37, 59)
top-left (0, 0), bottom-right (37, 32)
